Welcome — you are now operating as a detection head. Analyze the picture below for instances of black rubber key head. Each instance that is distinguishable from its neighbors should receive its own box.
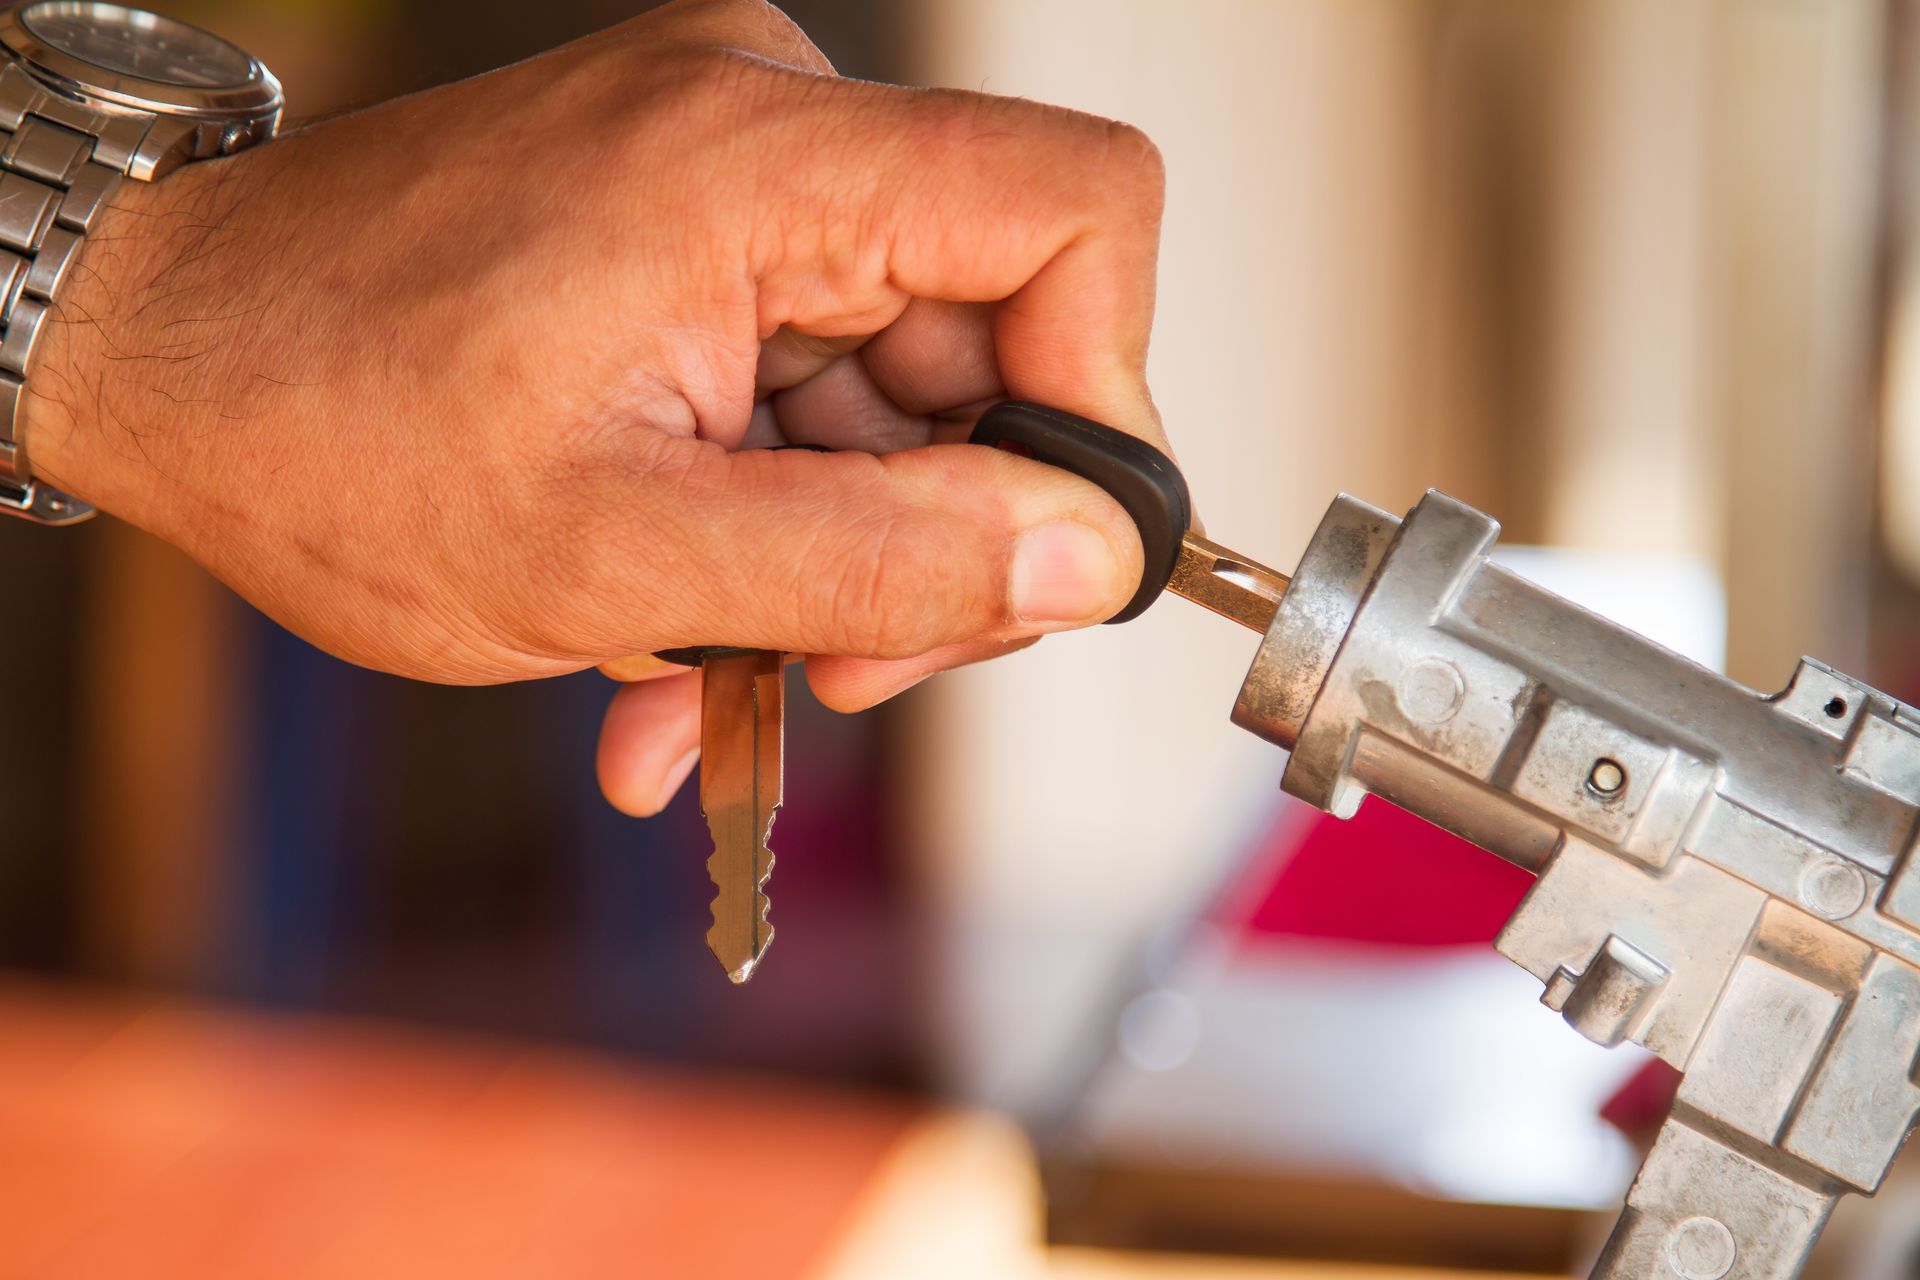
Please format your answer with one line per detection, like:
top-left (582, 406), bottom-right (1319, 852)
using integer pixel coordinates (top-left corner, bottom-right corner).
top-left (970, 402), bottom-right (1191, 624)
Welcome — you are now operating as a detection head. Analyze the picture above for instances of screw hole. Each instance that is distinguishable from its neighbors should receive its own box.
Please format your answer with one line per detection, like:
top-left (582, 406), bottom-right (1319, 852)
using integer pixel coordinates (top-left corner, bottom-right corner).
top-left (1825, 696), bottom-right (1849, 719)
top-left (1587, 758), bottom-right (1627, 798)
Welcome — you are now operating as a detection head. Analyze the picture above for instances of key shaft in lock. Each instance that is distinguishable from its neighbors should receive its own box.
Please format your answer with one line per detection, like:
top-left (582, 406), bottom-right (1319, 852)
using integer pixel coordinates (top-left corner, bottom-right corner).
top-left (1169, 532), bottom-right (1290, 633)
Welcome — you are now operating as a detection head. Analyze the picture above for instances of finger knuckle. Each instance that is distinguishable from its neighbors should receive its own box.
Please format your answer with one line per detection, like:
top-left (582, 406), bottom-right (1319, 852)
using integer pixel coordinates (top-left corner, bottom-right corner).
top-left (812, 513), bottom-right (977, 659)
top-left (666, 0), bottom-right (779, 30)
top-left (916, 93), bottom-right (1165, 214)
top-left (743, 0), bottom-right (832, 65)
top-left (674, 41), bottom-right (774, 105)
top-left (1101, 118), bottom-right (1166, 193)
top-left (655, 0), bottom-right (828, 80)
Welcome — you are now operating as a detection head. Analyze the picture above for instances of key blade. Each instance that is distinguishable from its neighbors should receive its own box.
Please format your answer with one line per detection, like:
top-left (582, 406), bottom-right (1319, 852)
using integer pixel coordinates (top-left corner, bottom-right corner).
top-left (1168, 531), bottom-right (1291, 632)
top-left (700, 650), bottom-right (784, 984)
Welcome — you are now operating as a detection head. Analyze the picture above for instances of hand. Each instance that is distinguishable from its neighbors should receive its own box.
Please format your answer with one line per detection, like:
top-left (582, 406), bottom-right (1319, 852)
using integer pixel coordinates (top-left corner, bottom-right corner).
top-left (25, 0), bottom-right (1169, 815)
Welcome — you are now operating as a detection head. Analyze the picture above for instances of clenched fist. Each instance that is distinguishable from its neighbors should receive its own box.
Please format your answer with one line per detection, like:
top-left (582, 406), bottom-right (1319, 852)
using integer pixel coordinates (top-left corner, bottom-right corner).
top-left (23, 0), bottom-right (1170, 813)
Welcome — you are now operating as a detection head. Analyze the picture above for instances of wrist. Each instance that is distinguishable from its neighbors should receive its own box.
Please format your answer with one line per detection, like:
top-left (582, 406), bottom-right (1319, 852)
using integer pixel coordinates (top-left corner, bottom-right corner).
top-left (20, 162), bottom-right (218, 540)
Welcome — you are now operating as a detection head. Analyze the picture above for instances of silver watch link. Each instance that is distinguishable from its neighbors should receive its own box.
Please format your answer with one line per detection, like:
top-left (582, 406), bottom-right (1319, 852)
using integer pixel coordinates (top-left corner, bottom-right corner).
top-left (0, 1), bottom-right (280, 526)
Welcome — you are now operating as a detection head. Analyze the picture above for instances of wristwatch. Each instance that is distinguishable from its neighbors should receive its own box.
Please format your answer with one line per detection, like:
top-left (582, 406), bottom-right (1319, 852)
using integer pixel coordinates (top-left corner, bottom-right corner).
top-left (0, 1), bottom-right (281, 526)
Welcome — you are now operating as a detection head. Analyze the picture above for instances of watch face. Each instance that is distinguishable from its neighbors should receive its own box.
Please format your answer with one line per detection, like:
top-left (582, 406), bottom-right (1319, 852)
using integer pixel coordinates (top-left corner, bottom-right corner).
top-left (18, 2), bottom-right (255, 90)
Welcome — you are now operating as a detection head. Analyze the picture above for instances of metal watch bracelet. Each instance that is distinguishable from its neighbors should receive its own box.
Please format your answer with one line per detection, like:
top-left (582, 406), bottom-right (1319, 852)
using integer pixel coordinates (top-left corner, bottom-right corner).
top-left (0, 62), bottom-right (185, 526)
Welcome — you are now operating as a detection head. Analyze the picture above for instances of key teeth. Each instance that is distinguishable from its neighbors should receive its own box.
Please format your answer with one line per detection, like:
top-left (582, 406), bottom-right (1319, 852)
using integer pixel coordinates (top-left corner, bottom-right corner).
top-left (704, 890), bottom-right (774, 984)
top-left (704, 826), bottom-right (776, 984)
top-left (723, 941), bottom-right (765, 985)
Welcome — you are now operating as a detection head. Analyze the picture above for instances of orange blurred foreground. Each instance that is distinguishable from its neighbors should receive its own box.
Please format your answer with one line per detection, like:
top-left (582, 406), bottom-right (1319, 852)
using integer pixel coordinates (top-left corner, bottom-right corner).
top-left (0, 981), bottom-right (1015, 1280)
top-left (0, 981), bottom-right (1577, 1280)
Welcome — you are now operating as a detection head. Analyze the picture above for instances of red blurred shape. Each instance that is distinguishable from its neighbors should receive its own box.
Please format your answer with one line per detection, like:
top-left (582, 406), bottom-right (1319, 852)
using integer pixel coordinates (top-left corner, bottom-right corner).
top-left (1600, 1058), bottom-right (1682, 1138)
top-left (1239, 796), bottom-right (1535, 947)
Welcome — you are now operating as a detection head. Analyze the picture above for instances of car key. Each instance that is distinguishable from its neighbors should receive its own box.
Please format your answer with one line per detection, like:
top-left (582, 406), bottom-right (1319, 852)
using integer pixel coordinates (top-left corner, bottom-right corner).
top-left (968, 401), bottom-right (1292, 633)
top-left (653, 407), bottom-right (1279, 987)
top-left (655, 644), bottom-right (784, 984)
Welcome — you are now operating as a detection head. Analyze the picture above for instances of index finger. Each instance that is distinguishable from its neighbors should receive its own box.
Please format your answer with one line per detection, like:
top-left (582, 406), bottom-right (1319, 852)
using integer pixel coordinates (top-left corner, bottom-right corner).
top-left (737, 71), bottom-right (1171, 451)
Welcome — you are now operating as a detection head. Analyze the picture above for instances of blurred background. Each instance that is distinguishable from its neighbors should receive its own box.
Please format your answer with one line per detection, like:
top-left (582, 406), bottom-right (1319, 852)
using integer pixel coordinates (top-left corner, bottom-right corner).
top-left (1, 0), bottom-right (1917, 1277)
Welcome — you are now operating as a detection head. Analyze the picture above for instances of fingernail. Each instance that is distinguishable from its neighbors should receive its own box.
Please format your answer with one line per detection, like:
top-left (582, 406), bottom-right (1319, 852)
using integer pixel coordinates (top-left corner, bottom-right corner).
top-left (655, 748), bottom-right (700, 813)
top-left (599, 653), bottom-right (674, 682)
top-left (1011, 521), bottom-right (1124, 623)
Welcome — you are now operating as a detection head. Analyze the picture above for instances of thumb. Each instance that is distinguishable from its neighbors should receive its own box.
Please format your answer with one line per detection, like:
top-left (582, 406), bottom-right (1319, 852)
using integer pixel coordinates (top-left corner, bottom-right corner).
top-left (631, 439), bottom-right (1145, 659)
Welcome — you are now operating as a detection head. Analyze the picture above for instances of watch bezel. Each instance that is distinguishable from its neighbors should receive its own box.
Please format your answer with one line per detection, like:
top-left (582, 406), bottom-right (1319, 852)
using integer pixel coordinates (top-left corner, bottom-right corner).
top-left (0, 2), bottom-right (280, 121)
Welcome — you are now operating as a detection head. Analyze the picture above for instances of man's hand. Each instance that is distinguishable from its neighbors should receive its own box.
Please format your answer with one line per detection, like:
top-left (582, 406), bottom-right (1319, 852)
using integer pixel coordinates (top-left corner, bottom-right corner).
top-left (24, 0), bottom-right (1168, 814)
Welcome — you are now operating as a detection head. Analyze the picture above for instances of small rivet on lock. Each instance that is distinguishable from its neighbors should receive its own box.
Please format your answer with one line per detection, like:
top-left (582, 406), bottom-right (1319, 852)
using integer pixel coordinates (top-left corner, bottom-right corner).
top-left (1800, 859), bottom-right (1868, 921)
top-left (1398, 658), bottom-right (1465, 726)
top-left (1587, 758), bottom-right (1627, 799)
top-left (1667, 1216), bottom-right (1736, 1280)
